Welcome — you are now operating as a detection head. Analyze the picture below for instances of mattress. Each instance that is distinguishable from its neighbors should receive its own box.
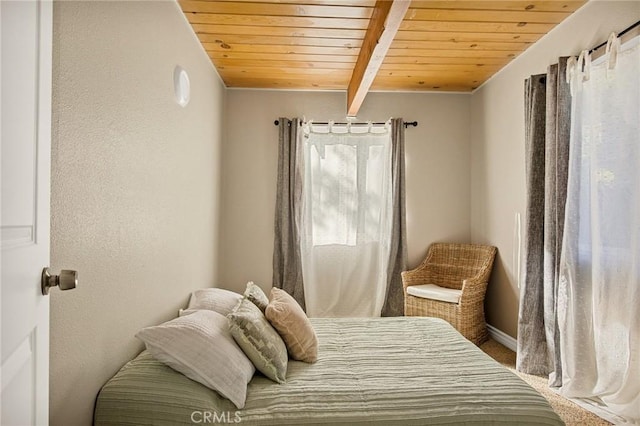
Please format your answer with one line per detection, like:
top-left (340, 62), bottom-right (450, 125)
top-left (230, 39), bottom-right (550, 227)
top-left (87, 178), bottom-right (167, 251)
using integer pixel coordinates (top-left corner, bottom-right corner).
top-left (94, 317), bottom-right (563, 425)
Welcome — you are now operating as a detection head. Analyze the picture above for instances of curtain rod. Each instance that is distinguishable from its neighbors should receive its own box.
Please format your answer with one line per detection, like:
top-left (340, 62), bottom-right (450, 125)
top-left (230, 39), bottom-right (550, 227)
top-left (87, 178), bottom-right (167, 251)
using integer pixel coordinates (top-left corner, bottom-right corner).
top-left (274, 120), bottom-right (418, 128)
top-left (589, 19), bottom-right (640, 54)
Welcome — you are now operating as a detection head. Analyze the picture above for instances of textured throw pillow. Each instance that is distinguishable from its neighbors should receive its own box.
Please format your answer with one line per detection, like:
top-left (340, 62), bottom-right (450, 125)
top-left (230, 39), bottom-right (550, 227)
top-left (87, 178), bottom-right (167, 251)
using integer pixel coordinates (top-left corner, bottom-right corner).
top-left (266, 287), bottom-right (319, 363)
top-left (244, 281), bottom-right (269, 313)
top-left (228, 297), bottom-right (288, 383)
top-left (135, 310), bottom-right (255, 409)
top-left (186, 288), bottom-right (243, 316)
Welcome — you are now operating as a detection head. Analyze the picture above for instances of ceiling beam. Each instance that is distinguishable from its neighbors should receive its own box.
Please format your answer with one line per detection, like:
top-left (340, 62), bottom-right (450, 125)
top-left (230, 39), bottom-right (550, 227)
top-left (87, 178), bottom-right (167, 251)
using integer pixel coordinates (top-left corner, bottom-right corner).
top-left (346, 0), bottom-right (410, 117)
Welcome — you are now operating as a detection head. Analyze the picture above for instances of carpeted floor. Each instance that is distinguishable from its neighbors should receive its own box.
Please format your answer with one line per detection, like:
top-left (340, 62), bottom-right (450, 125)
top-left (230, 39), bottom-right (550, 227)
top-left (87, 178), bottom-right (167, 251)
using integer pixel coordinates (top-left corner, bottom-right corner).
top-left (480, 339), bottom-right (610, 426)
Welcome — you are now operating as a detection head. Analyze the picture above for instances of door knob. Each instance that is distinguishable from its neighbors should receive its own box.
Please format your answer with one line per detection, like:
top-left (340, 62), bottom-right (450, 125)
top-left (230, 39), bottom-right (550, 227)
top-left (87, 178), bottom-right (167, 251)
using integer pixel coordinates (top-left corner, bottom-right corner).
top-left (42, 268), bottom-right (77, 295)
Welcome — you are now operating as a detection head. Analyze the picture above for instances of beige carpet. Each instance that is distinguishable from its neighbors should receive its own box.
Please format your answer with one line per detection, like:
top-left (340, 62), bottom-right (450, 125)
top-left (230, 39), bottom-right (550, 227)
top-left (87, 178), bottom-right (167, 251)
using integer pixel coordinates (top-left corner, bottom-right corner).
top-left (480, 339), bottom-right (610, 426)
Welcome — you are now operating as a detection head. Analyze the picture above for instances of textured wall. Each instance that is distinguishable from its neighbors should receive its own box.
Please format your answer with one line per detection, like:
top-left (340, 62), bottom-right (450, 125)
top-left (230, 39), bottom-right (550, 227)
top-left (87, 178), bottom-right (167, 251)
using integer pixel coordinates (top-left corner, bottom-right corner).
top-left (219, 90), bottom-right (471, 294)
top-left (470, 1), bottom-right (640, 338)
top-left (50, 2), bottom-right (225, 424)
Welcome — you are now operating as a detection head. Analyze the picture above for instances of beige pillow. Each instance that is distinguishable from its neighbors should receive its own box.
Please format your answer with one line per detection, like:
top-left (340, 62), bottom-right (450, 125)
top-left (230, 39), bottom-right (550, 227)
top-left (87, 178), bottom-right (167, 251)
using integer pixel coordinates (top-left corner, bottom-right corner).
top-left (244, 281), bottom-right (269, 313)
top-left (265, 287), bottom-right (318, 363)
top-left (228, 297), bottom-right (288, 383)
top-left (135, 310), bottom-right (255, 409)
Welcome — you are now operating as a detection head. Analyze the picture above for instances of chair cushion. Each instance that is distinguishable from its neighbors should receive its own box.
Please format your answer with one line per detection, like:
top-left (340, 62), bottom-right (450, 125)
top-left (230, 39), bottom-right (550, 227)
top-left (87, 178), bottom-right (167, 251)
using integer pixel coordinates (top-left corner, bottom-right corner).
top-left (406, 284), bottom-right (462, 304)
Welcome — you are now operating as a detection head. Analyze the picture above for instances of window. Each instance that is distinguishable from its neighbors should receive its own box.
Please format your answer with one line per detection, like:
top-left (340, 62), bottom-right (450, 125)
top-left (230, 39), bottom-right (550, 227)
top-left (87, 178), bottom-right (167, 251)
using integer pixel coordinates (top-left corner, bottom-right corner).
top-left (305, 131), bottom-right (391, 246)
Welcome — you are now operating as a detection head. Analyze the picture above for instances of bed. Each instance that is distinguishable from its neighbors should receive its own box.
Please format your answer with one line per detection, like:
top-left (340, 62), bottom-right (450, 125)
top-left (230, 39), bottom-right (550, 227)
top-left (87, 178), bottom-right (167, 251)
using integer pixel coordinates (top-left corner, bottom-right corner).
top-left (94, 317), bottom-right (563, 425)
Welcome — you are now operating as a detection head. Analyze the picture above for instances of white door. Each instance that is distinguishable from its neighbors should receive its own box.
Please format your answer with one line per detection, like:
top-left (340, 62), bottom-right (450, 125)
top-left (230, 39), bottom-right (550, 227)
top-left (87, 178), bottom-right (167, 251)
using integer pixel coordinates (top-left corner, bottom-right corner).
top-left (1, 0), bottom-right (53, 424)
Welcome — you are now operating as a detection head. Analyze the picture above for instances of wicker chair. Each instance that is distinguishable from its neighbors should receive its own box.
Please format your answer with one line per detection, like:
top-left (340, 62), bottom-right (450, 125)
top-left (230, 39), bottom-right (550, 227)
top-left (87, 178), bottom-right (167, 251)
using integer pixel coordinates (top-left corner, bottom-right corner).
top-left (402, 243), bottom-right (497, 345)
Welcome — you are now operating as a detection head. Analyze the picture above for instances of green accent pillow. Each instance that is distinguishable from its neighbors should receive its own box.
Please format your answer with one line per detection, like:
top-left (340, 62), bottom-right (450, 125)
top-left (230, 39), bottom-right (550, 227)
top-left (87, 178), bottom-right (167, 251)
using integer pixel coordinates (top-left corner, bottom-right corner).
top-left (228, 297), bottom-right (288, 383)
top-left (244, 281), bottom-right (269, 312)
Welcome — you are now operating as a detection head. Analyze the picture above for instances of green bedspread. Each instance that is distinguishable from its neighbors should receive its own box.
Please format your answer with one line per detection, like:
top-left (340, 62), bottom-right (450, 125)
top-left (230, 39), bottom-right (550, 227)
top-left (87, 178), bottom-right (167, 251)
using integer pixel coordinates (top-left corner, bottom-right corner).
top-left (94, 317), bottom-right (564, 425)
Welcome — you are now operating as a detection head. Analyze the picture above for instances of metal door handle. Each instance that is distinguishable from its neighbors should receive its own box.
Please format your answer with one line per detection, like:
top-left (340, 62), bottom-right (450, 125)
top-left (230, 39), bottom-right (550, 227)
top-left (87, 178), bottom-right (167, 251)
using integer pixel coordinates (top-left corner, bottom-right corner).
top-left (42, 268), bottom-right (77, 295)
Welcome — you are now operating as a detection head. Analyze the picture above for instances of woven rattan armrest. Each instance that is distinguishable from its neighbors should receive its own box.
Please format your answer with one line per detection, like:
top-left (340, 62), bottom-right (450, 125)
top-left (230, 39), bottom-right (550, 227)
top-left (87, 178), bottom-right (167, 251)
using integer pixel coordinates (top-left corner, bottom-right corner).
top-left (401, 269), bottom-right (437, 291)
top-left (460, 277), bottom-right (488, 306)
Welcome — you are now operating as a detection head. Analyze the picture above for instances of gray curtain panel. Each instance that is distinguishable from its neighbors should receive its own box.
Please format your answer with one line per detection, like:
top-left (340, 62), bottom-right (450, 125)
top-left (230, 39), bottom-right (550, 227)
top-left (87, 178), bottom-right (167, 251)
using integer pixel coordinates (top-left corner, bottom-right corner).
top-left (543, 59), bottom-right (571, 387)
top-left (381, 118), bottom-right (408, 317)
top-left (517, 59), bottom-right (571, 385)
top-left (518, 74), bottom-right (548, 376)
top-left (272, 117), bottom-right (306, 311)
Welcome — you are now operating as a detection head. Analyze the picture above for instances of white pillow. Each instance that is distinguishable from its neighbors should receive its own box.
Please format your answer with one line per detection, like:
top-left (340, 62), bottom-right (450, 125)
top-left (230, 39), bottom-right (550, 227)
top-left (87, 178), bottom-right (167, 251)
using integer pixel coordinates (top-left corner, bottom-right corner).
top-left (186, 288), bottom-right (242, 316)
top-left (135, 310), bottom-right (255, 408)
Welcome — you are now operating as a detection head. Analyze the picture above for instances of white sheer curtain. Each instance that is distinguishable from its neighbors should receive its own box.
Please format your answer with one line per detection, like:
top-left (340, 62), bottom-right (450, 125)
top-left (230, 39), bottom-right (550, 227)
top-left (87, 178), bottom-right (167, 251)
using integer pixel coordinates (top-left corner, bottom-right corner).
top-left (300, 122), bottom-right (392, 317)
top-left (559, 35), bottom-right (639, 423)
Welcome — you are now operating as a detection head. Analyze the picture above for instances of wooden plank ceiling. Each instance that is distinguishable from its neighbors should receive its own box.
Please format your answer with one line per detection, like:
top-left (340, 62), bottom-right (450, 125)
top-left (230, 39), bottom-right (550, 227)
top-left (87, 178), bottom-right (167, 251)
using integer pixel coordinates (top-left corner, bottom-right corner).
top-left (180, 0), bottom-right (585, 94)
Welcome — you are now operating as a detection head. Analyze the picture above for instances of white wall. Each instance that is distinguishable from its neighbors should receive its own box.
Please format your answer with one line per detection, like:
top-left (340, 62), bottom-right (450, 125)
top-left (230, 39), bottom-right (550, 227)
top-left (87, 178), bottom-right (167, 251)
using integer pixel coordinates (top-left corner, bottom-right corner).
top-left (470, 0), bottom-right (640, 337)
top-left (50, 2), bottom-right (225, 425)
top-left (220, 90), bottom-right (471, 293)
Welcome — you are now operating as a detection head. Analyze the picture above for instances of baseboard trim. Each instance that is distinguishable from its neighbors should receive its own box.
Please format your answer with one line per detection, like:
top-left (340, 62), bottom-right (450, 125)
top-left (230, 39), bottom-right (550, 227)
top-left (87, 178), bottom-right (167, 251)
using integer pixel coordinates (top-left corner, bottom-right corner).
top-left (487, 324), bottom-right (517, 352)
